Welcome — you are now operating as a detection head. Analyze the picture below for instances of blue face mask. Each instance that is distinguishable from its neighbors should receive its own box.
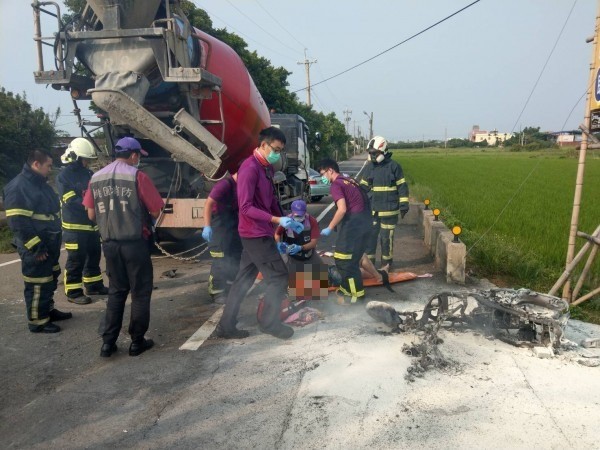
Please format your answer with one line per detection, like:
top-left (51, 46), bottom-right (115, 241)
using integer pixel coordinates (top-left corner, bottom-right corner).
top-left (266, 151), bottom-right (281, 164)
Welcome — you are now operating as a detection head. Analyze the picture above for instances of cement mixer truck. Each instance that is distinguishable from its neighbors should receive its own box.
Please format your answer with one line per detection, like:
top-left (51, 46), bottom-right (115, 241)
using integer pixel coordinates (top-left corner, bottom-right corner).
top-left (32, 0), bottom-right (312, 240)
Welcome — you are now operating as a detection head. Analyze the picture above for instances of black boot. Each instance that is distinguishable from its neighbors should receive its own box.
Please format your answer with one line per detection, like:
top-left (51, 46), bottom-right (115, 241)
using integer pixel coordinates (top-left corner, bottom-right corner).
top-left (49, 309), bottom-right (73, 321)
top-left (377, 270), bottom-right (395, 292)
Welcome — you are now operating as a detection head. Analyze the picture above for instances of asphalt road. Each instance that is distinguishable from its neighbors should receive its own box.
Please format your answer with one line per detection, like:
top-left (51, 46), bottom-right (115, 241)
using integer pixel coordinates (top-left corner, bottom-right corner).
top-left (1, 156), bottom-right (600, 449)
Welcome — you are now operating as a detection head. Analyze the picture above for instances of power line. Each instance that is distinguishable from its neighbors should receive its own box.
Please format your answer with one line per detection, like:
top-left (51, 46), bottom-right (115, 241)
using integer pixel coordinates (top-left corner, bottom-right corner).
top-left (199, 5), bottom-right (297, 62)
top-left (223, 0), bottom-right (304, 56)
top-left (292, 0), bottom-right (482, 93)
top-left (253, 0), bottom-right (306, 51)
top-left (510, 0), bottom-right (578, 133)
top-left (560, 87), bottom-right (588, 131)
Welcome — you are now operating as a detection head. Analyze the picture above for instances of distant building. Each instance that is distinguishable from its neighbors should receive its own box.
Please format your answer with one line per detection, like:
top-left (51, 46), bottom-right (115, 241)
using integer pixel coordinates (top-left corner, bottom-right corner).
top-left (469, 125), bottom-right (513, 146)
top-left (549, 130), bottom-right (582, 148)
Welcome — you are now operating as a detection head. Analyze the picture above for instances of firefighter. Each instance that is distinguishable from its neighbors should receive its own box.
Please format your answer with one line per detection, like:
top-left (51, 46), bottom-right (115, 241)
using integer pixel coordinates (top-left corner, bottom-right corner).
top-left (3, 149), bottom-right (72, 333)
top-left (57, 138), bottom-right (108, 305)
top-left (202, 172), bottom-right (242, 304)
top-left (318, 158), bottom-right (372, 303)
top-left (83, 137), bottom-right (164, 357)
top-left (358, 136), bottom-right (409, 270)
top-left (274, 199), bottom-right (324, 271)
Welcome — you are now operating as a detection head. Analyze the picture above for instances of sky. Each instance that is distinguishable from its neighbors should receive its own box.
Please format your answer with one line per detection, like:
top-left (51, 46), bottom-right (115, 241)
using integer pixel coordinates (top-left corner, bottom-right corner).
top-left (0, 0), bottom-right (597, 141)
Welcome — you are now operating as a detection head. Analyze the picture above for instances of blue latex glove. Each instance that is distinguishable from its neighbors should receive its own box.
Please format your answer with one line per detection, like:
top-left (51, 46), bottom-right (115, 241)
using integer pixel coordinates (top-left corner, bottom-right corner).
top-left (288, 244), bottom-right (302, 255)
top-left (320, 227), bottom-right (332, 236)
top-left (276, 242), bottom-right (288, 254)
top-left (279, 217), bottom-right (294, 229)
top-left (290, 221), bottom-right (304, 234)
top-left (202, 226), bottom-right (213, 242)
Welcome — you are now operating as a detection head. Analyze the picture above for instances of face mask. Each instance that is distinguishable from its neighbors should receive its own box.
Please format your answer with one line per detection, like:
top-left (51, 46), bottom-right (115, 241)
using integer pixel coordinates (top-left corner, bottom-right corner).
top-left (370, 152), bottom-right (384, 163)
top-left (293, 215), bottom-right (305, 222)
top-left (321, 176), bottom-right (330, 185)
top-left (266, 151), bottom-right (281, 164)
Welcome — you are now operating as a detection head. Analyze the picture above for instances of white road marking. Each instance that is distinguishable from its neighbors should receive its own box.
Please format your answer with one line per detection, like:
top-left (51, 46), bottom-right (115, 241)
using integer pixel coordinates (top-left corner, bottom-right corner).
top-left (315, 201), bottom-right (335, 223)
top-left (0, 247), bottom-right (66, 268)
top-left (180, 200), bottom-right (336, 351)
top-left (179, 306), bottom-right (224, 351)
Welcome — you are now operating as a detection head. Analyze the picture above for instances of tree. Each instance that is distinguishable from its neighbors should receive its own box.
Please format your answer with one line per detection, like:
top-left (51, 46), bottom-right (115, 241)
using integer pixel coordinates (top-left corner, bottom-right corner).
top-left (0, 88), bottom-right (57, 185)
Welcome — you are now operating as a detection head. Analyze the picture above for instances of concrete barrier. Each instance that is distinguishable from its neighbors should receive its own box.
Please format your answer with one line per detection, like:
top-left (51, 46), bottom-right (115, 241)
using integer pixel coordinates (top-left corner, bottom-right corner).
top-left (413, 203), bottom-right (466, 284)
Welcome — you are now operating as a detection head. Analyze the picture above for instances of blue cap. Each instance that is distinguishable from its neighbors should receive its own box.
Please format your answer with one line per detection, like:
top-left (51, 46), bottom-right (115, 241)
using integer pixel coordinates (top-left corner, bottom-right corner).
top-left (115, 137), bottom-right (148, 156)
top-left (291, 200), bottom-right (307, 215)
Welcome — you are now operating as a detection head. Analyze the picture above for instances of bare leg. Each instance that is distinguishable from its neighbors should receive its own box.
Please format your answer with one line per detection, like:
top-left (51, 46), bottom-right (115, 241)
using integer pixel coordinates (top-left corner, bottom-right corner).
top-left (360, 254), bottom-right (381, 281)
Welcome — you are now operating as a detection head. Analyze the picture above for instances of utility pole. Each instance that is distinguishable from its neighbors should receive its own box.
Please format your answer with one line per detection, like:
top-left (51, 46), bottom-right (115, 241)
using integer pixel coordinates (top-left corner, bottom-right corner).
top-left (343, 109), bottom-right (352, 134)
top-left (363, 111), bottom-right (373, 140)
top-left (342, 109), bottom-right (352, 160)
top-left (444, 127), bottom-right (448, 149)
top-left (297, 49), bottom-right (317, 107)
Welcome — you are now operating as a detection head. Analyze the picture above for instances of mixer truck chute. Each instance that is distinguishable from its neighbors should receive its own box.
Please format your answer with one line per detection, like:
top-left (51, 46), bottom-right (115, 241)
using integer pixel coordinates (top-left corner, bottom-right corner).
top-left (32, 0), bottom-right (312, 240)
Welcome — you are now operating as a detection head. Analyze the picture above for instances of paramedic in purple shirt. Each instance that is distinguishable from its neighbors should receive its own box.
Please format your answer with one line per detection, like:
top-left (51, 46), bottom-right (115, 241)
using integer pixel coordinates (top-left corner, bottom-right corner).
top-left (216, 127), bottom-right (301, 340)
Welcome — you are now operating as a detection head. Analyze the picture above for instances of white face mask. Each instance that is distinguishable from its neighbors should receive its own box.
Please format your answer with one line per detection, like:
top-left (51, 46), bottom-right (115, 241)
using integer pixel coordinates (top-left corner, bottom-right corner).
top-left (293, 215), bottom-right (305, 222)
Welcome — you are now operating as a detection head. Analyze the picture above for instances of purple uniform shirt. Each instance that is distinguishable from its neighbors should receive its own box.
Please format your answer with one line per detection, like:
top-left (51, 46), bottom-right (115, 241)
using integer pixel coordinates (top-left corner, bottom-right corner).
top-left (330, 176), bottom-right (366, 214)
top-left (208, 176), bottom-right (237, 214)
top-left (237, 155), bottom-right (281, 238)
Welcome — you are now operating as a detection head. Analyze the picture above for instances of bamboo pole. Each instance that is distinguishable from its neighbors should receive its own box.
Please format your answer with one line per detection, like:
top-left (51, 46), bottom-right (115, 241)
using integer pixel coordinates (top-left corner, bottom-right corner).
top-left (562, 9), bottom-right (600, 301)
top-left (572, 286), bottom-right (600, 307)
top-left (550, 225), bottom-right (600, 297)
top-left (571, 236), bottom-right (599, 300)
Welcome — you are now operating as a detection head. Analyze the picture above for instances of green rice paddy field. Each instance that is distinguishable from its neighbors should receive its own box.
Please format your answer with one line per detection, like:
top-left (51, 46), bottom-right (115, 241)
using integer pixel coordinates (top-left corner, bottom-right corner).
top-left (394, 148), bottom-right (600, 321)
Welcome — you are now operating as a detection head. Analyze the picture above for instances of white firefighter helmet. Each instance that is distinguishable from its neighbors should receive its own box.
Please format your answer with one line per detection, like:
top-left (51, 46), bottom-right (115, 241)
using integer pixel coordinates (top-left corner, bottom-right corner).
top-left (367, 136), bottom-right (388, 163)
top-left (61, 137), bottom-right (97, 163)
top-left (367, 136), bottom-right (388, 153)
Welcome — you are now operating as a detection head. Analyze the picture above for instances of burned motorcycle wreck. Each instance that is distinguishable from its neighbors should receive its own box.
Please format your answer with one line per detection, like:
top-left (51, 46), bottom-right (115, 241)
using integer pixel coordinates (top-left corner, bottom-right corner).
top-left (366, 288), bottom-right (570, 348)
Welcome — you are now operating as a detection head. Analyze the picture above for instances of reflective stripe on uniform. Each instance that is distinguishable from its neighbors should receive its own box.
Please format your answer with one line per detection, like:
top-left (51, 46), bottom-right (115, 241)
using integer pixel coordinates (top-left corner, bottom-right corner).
top-left (399, 197), bottom-right (409, 203)
top-left (24, 236), bottom-right (41, 250)
top-left (6, 208), bottom-right (33, 217)
top-left (210, 251), bottom-right (224, 258)
top-left (208, 275), bottom-right (225, 296)
top-left (371, 186), bottom-right (397, 192)
top-left (333, 252), bottom-right (352, 260)
top-left (31, 213), bottom-right (60, 221)
top-left (381, 223), bottom-right (396, 230)
top-left (359, 179), bottom-right (369, 186)
top-left (338, 282), bottom-right (365, 303)
top-left (62, 222), bottom-right (97, 231)
top-left (31, 284), bottom-right (40, 319)
top-left (62, 191), bottom-right (76, 202)
top-left (377, 210), bottom-right (400, 217)
top-left (366, 254), bottom-right (376, 260)
top-left (23, 275), bottom-right (53, 283)
top-left (396, 178), bottom-right (406, 185)
top-left (53, 264), bottom-right (60, 272)
top-left (65, 282), bottom-right (84, 292)
top-left (64, 269), bottom-right (83, 293)
top-left (83, 274), bottom-right (103, 284)
top-left (65, 243), bottom-right (79, 251)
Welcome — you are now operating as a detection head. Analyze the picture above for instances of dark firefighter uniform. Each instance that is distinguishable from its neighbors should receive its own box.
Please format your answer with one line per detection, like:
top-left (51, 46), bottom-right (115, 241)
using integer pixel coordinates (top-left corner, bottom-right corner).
top-left (331, 176), bottom-right (372, 303)
top-left (359, 153), bottom-right (409, 268)
top-left (3, 164), bottom-right (62, 330)
top-left (56, 160), bottom-right (105, 299)
top-left (207, 176), bottom-right (242, 300)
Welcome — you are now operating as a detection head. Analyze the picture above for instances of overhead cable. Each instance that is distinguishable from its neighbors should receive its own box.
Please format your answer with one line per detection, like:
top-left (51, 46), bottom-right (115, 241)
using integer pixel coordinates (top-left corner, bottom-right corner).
top-left (510, 0), bottom-right (578, 133)
top-left (292, 0), bottom-right (482, 93)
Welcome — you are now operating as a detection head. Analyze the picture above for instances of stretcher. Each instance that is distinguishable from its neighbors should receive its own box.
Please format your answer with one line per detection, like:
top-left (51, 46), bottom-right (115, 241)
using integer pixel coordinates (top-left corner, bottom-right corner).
top-left (327, 271), bottom-right (418, 291)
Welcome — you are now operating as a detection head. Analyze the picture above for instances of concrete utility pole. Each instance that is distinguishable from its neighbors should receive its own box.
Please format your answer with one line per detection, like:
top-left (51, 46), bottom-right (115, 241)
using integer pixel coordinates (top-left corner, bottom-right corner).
top-left (297, 49), bottom-right (317, 107)
top-left (343, 109), bottom-right (352, 159)
top-left (363, 111), bottom-right (373, 140)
